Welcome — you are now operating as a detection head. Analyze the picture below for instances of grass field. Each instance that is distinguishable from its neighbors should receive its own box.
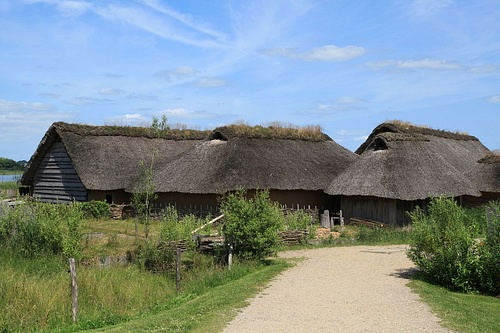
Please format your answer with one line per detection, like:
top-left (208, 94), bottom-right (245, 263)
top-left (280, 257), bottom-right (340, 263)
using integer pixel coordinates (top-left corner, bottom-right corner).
top-left (409, 279), bottom-right (500, 333)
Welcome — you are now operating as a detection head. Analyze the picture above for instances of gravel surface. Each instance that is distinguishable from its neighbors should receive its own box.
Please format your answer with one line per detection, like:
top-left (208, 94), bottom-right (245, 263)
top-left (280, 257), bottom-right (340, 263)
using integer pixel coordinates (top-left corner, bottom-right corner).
top-left (222, 245), bottom-right (455, 333)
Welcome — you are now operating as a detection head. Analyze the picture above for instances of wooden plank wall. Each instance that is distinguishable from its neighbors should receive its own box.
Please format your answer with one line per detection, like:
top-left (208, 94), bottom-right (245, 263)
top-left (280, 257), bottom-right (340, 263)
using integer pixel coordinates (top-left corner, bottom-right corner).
top-left (33, 141), bottom-right (88, 202)
top-left (340, 196), bottom-right (421, 227)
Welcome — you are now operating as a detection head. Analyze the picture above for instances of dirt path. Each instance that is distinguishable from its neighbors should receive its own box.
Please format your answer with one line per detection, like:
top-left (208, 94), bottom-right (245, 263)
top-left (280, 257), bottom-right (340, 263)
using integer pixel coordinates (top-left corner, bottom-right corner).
top-left (222, 245), bottom-right (455, 333)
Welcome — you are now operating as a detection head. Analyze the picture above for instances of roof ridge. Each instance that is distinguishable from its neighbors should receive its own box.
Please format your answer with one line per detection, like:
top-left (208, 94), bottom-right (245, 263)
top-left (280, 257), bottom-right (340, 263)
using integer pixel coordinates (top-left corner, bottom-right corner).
top-left (210, 124), bottom-right (332, 142)
top-left (53, 122), bottom-right (210, 140)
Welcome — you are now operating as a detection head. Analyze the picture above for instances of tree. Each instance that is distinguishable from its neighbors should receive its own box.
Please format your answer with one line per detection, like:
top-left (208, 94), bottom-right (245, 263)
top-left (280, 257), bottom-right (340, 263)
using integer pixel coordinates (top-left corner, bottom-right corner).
top-left (220, 189), bottom-right (284, 260)
top-left (132, 153), bottom-right (157, 240)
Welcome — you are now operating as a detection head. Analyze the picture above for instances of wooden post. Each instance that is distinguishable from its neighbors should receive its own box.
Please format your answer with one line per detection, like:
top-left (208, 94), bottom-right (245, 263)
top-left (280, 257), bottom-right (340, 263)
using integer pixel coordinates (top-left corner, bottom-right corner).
top-left (176, 248), bottom-right (181, 293)
top-left (340, 210), bottom-right (344, 233)
top-left (69, 258), bottom-right (78, 323)
top-left (228, 244), bottom-right (233, 270)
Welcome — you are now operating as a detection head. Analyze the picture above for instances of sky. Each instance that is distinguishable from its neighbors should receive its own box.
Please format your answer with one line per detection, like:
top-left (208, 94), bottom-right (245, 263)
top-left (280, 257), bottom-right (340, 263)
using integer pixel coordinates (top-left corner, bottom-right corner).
top-left (1, 0), bottom-right (499, 161)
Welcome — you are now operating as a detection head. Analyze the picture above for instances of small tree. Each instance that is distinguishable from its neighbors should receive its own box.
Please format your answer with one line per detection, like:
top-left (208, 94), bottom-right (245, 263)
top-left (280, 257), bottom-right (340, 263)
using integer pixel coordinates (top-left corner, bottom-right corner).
top-left (220, 189), bottom-right (284, 260)
top-left (151, 115), bottom-right (169, 135)
top-left (132, 154), bottom-right (157, 240)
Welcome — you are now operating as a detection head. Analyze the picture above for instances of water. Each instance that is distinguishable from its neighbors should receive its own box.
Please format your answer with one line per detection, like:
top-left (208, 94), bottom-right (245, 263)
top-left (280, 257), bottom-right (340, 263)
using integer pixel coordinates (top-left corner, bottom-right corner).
top-left (0, 174), bottom-right (21, 183)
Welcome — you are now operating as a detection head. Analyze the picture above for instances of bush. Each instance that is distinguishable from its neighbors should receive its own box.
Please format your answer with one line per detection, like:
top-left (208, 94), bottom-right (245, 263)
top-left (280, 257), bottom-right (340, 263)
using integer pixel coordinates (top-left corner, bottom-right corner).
top-left (79, 200), bottom-right (110, 219)
top-left (407, 197), bottom-right (495, 294)
top-left (0, 202), bottom-right (84, 258)
top-left (477, 202), bottom-right (500, 295)
top-left (220, 189), bottom-right (284, 260)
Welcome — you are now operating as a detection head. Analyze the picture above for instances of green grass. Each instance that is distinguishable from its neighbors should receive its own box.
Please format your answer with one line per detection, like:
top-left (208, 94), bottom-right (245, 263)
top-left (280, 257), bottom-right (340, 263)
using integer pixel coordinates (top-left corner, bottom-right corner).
top-left (0, 244), bottom-right (290, 333)
top-left (75, 259), bottom-right (290, 333)
top-left (409, 279), bottom-right (500, 333)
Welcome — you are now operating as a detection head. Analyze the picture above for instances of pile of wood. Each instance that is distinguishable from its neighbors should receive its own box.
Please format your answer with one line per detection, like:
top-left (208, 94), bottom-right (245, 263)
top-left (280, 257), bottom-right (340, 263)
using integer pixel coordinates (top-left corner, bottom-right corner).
top-left (279, 230), bottom-right (309, 245)
top-left (109, 204), bottom-right (133, 219)
top-left (349, 217), bottom-right (389, 229)
top-left (195, 235), bottom-right (225, 253)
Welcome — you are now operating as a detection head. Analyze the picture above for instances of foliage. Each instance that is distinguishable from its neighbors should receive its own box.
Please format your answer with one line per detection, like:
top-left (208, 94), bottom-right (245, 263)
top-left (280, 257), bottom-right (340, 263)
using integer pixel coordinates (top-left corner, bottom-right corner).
top-left (151, 114), bottom-right (170, 134)
top-left (220, 189), bottom-right (285, 260)
top-left (477, 202), bottom-right (500, 295)
top-left (132, 155), bottom-right (157, 240)
top-left (353, 225), bottom-right (412, 245)
top-left (0, 157), bottom-right (25, 171)
top-left (0, 201), bottom-right (84, 259)
top-left (79, 200), bottom-right (111, 219)
top-left (407, 197), bottom-right (499, 295)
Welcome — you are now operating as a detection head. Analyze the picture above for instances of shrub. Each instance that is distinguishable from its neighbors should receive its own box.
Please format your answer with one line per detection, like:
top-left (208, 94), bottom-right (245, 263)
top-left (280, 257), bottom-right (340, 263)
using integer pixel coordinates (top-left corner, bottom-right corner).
top-left (477, 202), bottom-right (500, 295)
top-left (0, 202), bottom-right (84, 258)
top-left (220, 189), bottom-right (284, 260)
top-left (407, 197), bottom-right (482, 293)
top-left (79, 200), bottom-right (110, 219)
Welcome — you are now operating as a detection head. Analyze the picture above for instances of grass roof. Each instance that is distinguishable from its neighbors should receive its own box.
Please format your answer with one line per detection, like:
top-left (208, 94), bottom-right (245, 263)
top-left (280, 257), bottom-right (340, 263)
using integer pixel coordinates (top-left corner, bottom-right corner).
top-left (478, 153), bottom-right (500, 164)
top-left (210, 124), bottom-right (331, 142)
top-left (53, 122), bottom-right (211, 140)
top-left (384, 120), bottom-right (477, 141)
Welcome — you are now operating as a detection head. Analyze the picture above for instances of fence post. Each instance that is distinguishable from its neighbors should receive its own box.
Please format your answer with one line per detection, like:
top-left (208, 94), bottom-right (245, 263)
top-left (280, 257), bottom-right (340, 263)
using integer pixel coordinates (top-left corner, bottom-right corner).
top-left (340, 210), bottom-right (344, 233)
top-left (176, 248), bottom-right (181, 293)
top-left (69, 258), bottom-right (78, 323)
top-left (228, 244), bottom-right (233, 270)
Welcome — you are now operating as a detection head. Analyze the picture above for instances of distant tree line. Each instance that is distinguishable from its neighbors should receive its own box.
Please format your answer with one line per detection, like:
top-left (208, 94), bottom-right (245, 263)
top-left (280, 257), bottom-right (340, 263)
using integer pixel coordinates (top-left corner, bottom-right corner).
top-left (0, 157), bottom-right (27, 171)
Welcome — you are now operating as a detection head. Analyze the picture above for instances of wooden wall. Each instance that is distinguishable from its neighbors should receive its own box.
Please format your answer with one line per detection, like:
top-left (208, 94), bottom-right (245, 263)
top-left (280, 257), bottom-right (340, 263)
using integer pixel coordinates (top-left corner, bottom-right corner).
top-left (340, 196), bottom-right (425, 227)
top-left (33, 141), bottom-right (88, 203)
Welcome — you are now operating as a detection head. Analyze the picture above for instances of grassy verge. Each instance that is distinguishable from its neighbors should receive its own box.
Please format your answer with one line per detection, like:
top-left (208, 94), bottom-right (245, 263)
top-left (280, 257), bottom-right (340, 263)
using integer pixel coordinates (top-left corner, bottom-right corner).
top-left (0, 245), bottom-right (290, 333)
top-left (77, 259), bottom-right (290, 333)
top-left (409, 279), bottom-right (500, 333)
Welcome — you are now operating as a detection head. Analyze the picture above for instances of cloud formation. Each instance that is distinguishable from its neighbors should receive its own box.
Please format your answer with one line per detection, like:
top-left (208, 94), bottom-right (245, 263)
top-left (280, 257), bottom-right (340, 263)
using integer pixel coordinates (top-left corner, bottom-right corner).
top-left (262, 44), bottom-right (365, 62)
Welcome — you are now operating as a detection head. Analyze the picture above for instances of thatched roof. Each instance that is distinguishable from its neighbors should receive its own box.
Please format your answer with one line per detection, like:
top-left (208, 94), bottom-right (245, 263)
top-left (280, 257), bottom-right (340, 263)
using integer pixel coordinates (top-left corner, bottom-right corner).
top-left (465, 154), bottom-right (500, 193)
top-left (129, 125), bottom-right (357, 194)
top-left (356, 121), bottom-right (490, 174)
top-left (21, 122), bottom-right (208, 190)
top-left (326, 133), bottom-right (481, 200)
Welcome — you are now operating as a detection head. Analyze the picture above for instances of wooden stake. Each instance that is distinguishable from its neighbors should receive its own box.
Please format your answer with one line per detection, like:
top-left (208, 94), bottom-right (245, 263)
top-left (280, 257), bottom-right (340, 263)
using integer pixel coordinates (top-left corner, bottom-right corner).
top-left (176, 248), bottom-right (181, 293)
top-left (228, 244), bottom-right (233, 270)
top-left (69, 258), bottom-right (78, 323)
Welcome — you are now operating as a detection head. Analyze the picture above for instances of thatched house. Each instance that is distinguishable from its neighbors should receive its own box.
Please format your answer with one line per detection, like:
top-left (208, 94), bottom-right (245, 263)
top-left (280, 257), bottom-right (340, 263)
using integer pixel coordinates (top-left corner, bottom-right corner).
top-left (464, 154), bottom-right (500, 205)
top-left (126, 125), bottom-right (358, 212)
top-left (326, 122), bottom-right (489, 226)
top-left (21, 122), bottom-right (208, 203)
top-left (22, 123), bottom-right (357, 215)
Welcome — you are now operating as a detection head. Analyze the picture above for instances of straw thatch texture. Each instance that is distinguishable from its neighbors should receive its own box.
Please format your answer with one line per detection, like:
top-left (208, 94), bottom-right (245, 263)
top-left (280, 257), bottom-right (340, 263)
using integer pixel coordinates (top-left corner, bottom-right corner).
top-left (133, 132), bottom-right (357, 194)
top-left (21, 122), bottom-right (207, 191)
top-left (355, 122), bottom-right (489, 174)
top-left (326, 135), bottom-right (481, 200)
top-left (465, 155), bottom-right (500, 193)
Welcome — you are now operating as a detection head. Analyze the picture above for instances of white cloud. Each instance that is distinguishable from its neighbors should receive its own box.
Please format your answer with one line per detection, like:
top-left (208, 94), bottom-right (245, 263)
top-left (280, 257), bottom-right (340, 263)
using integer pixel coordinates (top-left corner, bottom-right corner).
top-left (366, 58), bottom-right (465, 71)
top-left (397, 58), bottom-right (461, 70)
top-left (155, 66), bottom-right (199, 81)
top-left (0, 99), bottom-right (53, 112)
top-left (467, 64), bottom-right (499, 74)
top-left (195, 77), bottom-right (227, 88)
top-left (94, 4), bottom-right (226, 48)
top-left (66, 96), bottom-right (114, 106)
top-left (0, 98), bottom-right (75, 153)
top-left (159, 108), bottom-right (216, 119)
top-left (99, 88), bottom-right (125, 96)
top-left (24, 0), bottom-right (92, 16)
top-left (302, 45), bottom-right (365, 61)
top-left (99, 88), bottom-right (125, 95)
top-left (487, 95), bottom-right (500, 103)
top-left (408, 0), bottom-right (453, 18)
top-left (105, 113), bottom-right (148, 126)
top-left (262, 44), bottom-right (365, 62)
top-left (142, 0), bottom-right (228, 42)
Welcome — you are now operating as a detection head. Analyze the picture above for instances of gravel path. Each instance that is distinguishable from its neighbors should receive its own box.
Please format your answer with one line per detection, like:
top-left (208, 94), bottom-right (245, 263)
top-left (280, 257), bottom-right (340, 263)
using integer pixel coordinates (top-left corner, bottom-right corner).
top-left (222, 245), bottom-right (455, 333)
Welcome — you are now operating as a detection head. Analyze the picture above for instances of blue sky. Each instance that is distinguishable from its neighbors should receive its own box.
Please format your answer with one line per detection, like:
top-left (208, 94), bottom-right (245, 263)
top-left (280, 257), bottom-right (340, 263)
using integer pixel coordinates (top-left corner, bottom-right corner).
top-left (1, 0), bottom-right (499, 161)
